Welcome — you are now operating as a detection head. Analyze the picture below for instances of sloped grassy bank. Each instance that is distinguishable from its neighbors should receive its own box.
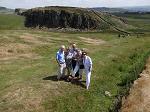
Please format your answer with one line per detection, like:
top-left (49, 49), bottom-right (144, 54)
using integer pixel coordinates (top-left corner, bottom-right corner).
top-left (42, 33), bottom-right (150, 112)
top-left (110, 48), bottom-right (150, 111)
top-left (0, 29), bottom-right (150, 112)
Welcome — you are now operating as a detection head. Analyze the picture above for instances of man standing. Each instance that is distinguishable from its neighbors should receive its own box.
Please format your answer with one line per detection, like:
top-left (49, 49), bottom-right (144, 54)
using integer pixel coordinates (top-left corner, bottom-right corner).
top-left (82, 52), bottom-right (92, 90)
top-left (65, 47), bottom-right (73, 76)
top-left (72, 49), bottom-right (83, 79)
top-left (70, 43), bottom-right (80, 77)
top-left (56, 45), bottom-right (66, 80)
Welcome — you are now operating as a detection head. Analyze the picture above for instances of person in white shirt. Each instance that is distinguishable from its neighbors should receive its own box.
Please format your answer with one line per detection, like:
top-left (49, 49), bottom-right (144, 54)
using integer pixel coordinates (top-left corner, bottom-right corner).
top-left (56, 45), bottom-right (66, 80)
top-left (82, 52), bottom-right (92, 90)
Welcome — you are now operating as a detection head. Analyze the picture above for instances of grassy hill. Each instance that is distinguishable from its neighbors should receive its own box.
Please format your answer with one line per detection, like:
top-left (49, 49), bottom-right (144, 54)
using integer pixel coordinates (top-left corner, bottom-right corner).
top-left (0, 14), bottom-right (25, 30)
top-left (24, 6), bottom-right (131, 31)
top-left (0, 6), bottom-right (14, 14)
top-left (115, 13), bottom-right (150, 33)
top-left (0, 12), bottom-right (150, 112)
top-left (89, 7), bottom-right (127, 13)
top-left (0, 27), bottom-right (150, 112)
top-left (0, 7), bottom-right (7, 10)
top-left (123, 6), bottom-right (150, 12)
top-left (89, 6), bottom-right (150, 13)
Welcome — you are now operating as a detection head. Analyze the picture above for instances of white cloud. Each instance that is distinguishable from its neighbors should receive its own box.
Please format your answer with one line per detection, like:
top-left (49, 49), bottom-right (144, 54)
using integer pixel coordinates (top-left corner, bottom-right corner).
top-left (0, 0), bottom-right (150, 9)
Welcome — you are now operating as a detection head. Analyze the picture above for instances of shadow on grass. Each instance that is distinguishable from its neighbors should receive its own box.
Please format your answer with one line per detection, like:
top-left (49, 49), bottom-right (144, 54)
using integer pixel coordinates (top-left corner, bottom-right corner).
top-left (70, 80), bottom-right (86, 89)
top-left (43, 75), bottom-right (86, 89)
top-left (43, 75), bottom-right (58, 81)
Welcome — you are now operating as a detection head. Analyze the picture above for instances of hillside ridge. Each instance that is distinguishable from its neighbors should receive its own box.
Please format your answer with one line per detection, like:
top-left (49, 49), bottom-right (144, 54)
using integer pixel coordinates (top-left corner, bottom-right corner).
top-left (23, 6), bottom-right (130, 31)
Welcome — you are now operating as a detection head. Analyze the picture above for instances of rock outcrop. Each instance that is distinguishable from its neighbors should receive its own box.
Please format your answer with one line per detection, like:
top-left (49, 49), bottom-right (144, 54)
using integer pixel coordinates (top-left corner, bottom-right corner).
top-left (24, 6), bottom-right (129, 30)
top-left (15, 8), bottom-right (27, 15)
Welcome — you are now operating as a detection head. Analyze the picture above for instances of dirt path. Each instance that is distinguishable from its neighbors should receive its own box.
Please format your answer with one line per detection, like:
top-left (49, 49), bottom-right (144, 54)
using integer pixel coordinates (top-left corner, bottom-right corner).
top-left (78, 36), bottom-right (106, 45)
top-left (121, 58), bottom-right (150, 112)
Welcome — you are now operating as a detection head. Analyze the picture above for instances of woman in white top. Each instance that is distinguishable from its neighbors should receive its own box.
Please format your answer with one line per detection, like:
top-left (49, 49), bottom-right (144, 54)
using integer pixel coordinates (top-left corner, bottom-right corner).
top-left (82, 52), bottom-right (92, 90)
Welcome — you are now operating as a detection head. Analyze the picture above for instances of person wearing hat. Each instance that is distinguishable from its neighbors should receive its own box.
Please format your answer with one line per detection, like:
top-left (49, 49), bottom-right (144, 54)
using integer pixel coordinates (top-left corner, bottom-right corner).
top-left (82, 52), bottom-right (92, 90)
top-left (56, 45), bottom-right (66, 80)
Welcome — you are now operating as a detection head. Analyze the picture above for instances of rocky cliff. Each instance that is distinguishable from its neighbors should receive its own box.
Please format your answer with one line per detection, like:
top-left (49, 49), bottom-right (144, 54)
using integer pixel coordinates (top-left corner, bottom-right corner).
top-left (15, 8), bottom-right (27, 15)
top-left (24, 6), bottom-right (129, 30)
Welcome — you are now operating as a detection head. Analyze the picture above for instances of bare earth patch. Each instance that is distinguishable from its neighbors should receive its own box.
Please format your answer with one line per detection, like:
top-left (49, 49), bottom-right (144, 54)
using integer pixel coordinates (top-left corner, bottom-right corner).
top-left (1, 84), bottom-right (44, 112)
top-left (121, 57), bottom-right (150, 112)
top-left (0, 43), bottom-right (40, 61)
top-left (20, 33), bottom-right (47, 45)
top-left (0, 80), bottom-right (64, 112)
top-left (78, 36), bottom-right (106, 45)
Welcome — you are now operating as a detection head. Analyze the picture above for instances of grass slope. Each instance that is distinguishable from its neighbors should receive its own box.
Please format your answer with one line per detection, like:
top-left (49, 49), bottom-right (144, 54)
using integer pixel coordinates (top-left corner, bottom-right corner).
top-left (0, 14), bottom-right (25, 30)
top-left (0, 13), bottom-right (150, 112)
top-left (115, 13), bottom-right (150, 33)
top-left (0, 30), bottom-right (150, 111)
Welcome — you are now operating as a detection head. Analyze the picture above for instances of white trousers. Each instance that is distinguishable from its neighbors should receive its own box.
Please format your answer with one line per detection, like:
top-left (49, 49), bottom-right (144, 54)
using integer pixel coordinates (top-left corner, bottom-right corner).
top-left (85, 69), bottom-right (91, 90)
top-left (57, 63), bottom-right (66, 80)
top-left (72, 65), bottom-right (83, 78)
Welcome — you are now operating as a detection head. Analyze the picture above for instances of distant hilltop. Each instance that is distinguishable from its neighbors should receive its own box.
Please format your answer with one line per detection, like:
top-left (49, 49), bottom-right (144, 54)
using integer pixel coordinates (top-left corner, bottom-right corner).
top-left (0, 6), bottom-right (14, 14)
top-left (123, 6), bottom-right (150, 12)
top-left (23, 6), bottom-right (130, 31)
top-left (89, 6), bottom-right (150, 13)
top-left (88, 7), bottom-right (128, 13)
top-left (0, 7), bottom-right (7, 10)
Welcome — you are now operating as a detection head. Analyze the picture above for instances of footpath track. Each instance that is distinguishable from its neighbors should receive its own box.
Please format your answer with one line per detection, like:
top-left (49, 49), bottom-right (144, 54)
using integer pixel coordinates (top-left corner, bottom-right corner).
top-left (121, 58), bottom-right (150, 112)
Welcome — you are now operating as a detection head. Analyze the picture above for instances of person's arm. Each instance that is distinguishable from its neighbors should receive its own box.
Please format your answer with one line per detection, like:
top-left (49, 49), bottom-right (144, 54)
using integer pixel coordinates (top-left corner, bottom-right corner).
top-left (67, 52), bottom-right (73, 59)
top-left (56, 59), bottom-right (61, 66)
top-left (56, 53), bottom-right (61, 66)
top-left (88, 57), bottom-right (92, 72)
top-left (72, 54), bottom-right (77, 61)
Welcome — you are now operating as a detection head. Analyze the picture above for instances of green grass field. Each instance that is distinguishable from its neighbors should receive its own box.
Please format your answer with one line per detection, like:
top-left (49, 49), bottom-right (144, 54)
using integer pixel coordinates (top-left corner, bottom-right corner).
top-left (0, 14), bottom-right (25, 30)
top-left (115, 13), bottom-right (150, 32)
top-left (0, 13), bottom-right (150, 112)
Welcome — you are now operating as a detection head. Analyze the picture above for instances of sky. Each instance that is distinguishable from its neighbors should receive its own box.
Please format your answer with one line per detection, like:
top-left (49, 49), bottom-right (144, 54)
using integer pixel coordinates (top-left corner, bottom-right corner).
top-left (0, 0), bottom-right (150, 9)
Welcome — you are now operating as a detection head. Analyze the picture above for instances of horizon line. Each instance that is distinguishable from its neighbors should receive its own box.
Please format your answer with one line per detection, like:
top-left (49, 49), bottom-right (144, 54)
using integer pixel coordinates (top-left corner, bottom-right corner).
top-left (1, 5), bottom-right (150, 9)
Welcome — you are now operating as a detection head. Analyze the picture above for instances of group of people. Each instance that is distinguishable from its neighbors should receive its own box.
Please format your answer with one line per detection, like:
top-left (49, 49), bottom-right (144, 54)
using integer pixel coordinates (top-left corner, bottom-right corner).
top-left (56, 43), bottom-right (92, 90)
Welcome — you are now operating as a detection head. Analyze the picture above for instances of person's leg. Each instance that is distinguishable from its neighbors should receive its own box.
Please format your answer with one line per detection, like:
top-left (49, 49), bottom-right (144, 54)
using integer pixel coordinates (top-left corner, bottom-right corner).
top-left (78, 65), bottom-right (84, 79)
top-left (71, 60), bottom-right (76, 76)
top-left (72, 60), bottom-right (76, 70)
top-left (68, 60), bottom-right (72, 75)
top-left (62, 63), bottom-right (66, 77)
top-left (66, 63), bottom-right (69, 76)
top-left (66, 60), bottom-right (71, 75)
top-left (75, 69), bottom-right (79, 77)
top-left (57, 64), bottom-right (63, 80)
top-left (79, 69), bottom-right (84, 79)
top-left (85, 70), bottom-right (91, 90)
top-left (68, 67), bottom-right (71, 75)
top-left (66, 67), bottom-right (69, 75)
top-left (72, 65), bottom-right (79, 77)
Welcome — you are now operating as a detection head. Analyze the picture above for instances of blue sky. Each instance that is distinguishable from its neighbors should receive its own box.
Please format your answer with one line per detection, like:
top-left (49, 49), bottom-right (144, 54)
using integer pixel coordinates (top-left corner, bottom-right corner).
top-left (0, 0), bottom-right (150, 9)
